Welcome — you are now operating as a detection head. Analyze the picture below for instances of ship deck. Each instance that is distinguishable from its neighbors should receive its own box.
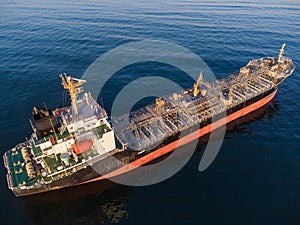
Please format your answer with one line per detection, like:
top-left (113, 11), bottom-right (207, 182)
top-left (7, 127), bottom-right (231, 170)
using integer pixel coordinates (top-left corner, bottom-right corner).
top-left (4, 122), bottom-right (121, 189)
top-left (113, 56), bottom-right (295, 151)
top-left (3, 53), bottom-right (295, 192)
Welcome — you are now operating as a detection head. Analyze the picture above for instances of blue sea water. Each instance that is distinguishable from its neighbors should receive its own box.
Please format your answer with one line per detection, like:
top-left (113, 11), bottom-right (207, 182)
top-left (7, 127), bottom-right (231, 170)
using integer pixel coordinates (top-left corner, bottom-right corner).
top-left (0, 0), bottom-right (300, 224)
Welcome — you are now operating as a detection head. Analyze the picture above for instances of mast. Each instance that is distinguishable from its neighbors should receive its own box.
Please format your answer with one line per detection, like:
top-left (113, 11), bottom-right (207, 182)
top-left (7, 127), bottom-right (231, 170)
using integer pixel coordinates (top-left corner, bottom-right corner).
top-left (278, 43), bottom-right (286, 63)
top-left (59, 73), bottom-right (86, 114)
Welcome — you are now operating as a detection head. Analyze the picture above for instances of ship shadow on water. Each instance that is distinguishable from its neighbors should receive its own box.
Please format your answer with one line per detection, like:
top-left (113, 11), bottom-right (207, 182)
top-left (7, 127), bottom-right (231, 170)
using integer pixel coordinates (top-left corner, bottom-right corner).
top-left (223, 99), bottom-right (280, 136)
top-left (23, 100), bottom-right (279, 225)
top-left (23, 180), bottom-right (131, 225)
top-left (196, 99), bottom-right (280, 148)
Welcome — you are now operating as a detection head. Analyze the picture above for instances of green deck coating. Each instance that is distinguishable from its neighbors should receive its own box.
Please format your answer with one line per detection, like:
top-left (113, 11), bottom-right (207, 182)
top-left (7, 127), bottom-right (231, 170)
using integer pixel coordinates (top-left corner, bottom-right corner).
top-left (94, 124), bottom-right (111, 138)
top-left (6, 121), bottom-right (117, 189)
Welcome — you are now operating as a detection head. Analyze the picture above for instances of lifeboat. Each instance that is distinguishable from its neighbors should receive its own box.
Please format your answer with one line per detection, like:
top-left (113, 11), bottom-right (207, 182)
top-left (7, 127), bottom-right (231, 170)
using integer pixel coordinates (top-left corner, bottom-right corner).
top-left (73, 139), bottom-right (93, 154)
top-left (54, 110), bottom-right (60, 116)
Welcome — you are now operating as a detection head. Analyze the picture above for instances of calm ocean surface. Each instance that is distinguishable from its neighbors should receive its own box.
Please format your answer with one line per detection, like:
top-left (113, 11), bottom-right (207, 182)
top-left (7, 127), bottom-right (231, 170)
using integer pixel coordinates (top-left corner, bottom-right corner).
top-left (0, 0), bottom-right (300, 224)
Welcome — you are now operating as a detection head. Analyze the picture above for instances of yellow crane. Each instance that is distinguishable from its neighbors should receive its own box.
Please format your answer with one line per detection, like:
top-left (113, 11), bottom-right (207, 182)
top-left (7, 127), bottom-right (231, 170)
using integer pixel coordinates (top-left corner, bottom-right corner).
top-left (59, 73), bottom-right (86, 114)
top-left (193, 71), bottom-right (203, 97)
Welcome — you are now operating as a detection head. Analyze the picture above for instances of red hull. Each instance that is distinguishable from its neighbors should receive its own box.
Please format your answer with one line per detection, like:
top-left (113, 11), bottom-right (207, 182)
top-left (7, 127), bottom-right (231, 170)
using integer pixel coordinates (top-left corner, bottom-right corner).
top-left (80, 89), bottom-right (277, 184)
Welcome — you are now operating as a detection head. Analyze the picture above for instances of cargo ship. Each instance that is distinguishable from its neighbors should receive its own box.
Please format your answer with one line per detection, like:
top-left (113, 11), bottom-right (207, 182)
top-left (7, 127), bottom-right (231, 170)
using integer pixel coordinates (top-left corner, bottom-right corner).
top-left (3, 44), bottom-right (295, 197)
